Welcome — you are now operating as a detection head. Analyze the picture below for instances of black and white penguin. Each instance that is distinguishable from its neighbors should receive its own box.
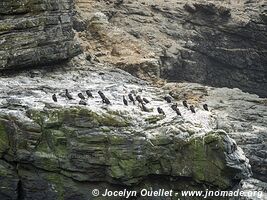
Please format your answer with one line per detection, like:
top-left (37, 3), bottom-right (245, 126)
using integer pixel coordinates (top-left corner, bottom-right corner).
top-left (123, 96), bottom-right (128, 106)
top-left (203, 104), bottom-right (209, 111)
top-left (98, 91), bottom-right (106, 100)
top-left (141, 103), bottom-right (149, 112)
top-left (143, 98), bottom-right (150, 104)
top-left (164, 96), bottom-right (172, 103)
top-left (157, 107), bottom-right (165, 115)
top-left (65, 89), bottom-right (74, 100)
top-left (182, 100), bottom-right (188, 108)
top-left (78, 93), bottom-right (86, 100)
top-left (103, 97), bottom-right (111, 105)
top-left (128, 93), bottom-right (135, 105)
top-left (171, 103), bottom-right (178, 111)
top-left (52, 94), bottom-right (57, 102)
top-left (190, 105), bottom-right (196, 113)
top-left (86, 90), bottom-right (93, 98)
top-left (174, 107), bottom-right (182, 116)
top-left (136, 95), bottom-right (143, 104)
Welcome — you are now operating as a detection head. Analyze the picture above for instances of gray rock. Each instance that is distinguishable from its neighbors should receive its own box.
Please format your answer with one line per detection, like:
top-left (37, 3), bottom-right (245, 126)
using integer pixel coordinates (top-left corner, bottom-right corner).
top-left (76, 0), bottom-right (267, 97)
top-left (0, 0), bottom-right (81, 71)
top-left (165, 82), bottom-right (267, 191)
top-left (0, 62), bottom-right (253, 199)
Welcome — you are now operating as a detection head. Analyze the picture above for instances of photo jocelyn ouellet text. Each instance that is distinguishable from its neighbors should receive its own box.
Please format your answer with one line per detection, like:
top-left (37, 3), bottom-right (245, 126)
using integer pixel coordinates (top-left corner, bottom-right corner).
top-left (91, 188), bottom-right (263, 199)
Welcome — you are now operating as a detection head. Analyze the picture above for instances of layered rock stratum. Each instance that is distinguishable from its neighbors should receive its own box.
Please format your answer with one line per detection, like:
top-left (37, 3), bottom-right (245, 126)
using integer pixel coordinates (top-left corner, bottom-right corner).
top-left (0, 0), bottom-right (81, 70)
top-left (75, 0), bottom-right (267, 97)
top-left (0, 0), bottom-right (266, 200)
top-left (0, 57), bottom-right (257, 199)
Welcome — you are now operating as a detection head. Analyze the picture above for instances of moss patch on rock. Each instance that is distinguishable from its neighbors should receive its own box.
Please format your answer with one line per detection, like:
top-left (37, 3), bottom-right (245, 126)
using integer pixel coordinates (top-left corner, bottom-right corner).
top-left (27, 107), bottom-right (130, 129)
top-left (0, 121), bottom-right (9, 156)
top-left (46, 173), bottom-right (65, 200)
top-left (187, 132), bottom-right (231, 189)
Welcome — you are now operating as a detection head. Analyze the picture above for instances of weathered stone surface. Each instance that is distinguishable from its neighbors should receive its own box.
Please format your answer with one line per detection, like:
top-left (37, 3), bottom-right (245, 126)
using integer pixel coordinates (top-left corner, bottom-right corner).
top-left (0, 0), bottom-right (81, 70)
top-left (75, 0), bottom-right (267, 97)
top-left (0, 59), bottom-right (252, 199)
top-left (0, 0), bottom-right (265, 199)
top-left (163, 82), bottom-right (267, 186)
top-left (0, 160), bottom-right (18, 200)
top-left (234, 178), bottom-right (267, 200)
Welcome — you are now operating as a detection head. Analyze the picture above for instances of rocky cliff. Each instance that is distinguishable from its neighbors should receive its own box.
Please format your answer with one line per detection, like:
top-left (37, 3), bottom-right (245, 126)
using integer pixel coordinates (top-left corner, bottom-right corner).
top-left (0, 0), bottom-right (266, 199)
top-left (0, 58), bottom-right (254, 199)
top-left (75, 0), bottom-right (267, 97)
top-left (0, 0), bottom-right (81, 70)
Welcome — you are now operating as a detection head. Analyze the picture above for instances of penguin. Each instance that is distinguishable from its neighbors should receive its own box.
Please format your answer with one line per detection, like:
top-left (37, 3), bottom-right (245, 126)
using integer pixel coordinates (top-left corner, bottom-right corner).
top-left (79, 100), bottom-right (87, 106)
top-left (98, 91), bottom-right (106, 100)
top-left (182, 100), bottom-right (188, 108)
top-left (169, 91), bottom-right (175, 98)
top-left (52, 94), bottom-right (57, 102)
top-left (65, 89), bottom-right (74, 100)
top-left (190, 105), bottom-right (196, 113)
top-left (174, 107), bottom-right (182, 116)
top-left (141, 103), bottom-right (149, 112)
top-left (164, 96), bottom-right (172, 103)
top-left (171, 103), bottom-right (178, 111)
top-left (231, 140), bottom-right (237, 152)
top-left (78, 93), bottom-right (86, 100)
top-left (136, 95), bottom-right (143, 104)
top-left (86, 90), bottom-right (93, 98)
top-left (123, 96), bottom-right (128, 106)
top-left (203, 104), bottom-right (209, 111)
top-left (103, 97), bottom-right (111, 105)
top-left (128, 93), bottom-right (135, 105)
top-left (157, 107), bottom-right (165, 115)
top-left (98, 91), bottom-right (110, 105)
top-left (143, 98), bottom-right (150, 104)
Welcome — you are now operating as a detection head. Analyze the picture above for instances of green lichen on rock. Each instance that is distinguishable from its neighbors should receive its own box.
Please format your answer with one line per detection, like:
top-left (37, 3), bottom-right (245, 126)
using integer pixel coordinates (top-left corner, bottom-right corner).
top-left (187, 132), bottom-right (231, 188)
top-left (26, 107), bottom-right (131, 173)
top-left (108, 145), bottom-right (148, 181)
top-left (109, 158), bottom-right (146, 185)
top-left (118, 159), bottom-right (140, 177)
top-left (33, 151), bottom-right (60, 172)
top-left (46, 173), bottom-right (65, 200)
top-left (46, 129), bottom-right (68, 158)
top-left (27, 109), bottom-right (63, 128)
top-left (0, 160), bottom-right (18, 199)
top-left (0, 94), bottom-right (251, 197)
top-left (145, 115), bottom-right (164, 124)
top-left (0, 121), bottom-right (9, 156)
top-left (0, 22), bottom-right (14, 32)
top-left (27, 107), bottom-right (130, 128)
top-left (33, 129), bottom-right (69, 171)
top-left (0, 160), bottom-right (14, 177)
top-left (110, 165), bottom-right (125, 178)
top-left (104, 130), bottom-right (242, 188)
top-left (150, 135), bottom-right (172, 146)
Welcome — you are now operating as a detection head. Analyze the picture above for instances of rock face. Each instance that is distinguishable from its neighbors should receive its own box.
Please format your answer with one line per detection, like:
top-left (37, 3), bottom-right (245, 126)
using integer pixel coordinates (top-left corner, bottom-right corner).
top-left (75, 0), bottom-right (267, 97)
top-left (0, 58), bottom-right (252, 199)
top-left (0, 0), bottom-right (266, 199)
top-left (0, 0), bottom-right (81, 70)
top-left (163, 82), bottom-right (267, 184)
